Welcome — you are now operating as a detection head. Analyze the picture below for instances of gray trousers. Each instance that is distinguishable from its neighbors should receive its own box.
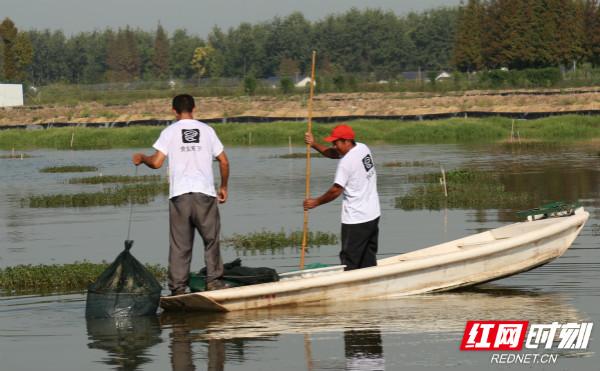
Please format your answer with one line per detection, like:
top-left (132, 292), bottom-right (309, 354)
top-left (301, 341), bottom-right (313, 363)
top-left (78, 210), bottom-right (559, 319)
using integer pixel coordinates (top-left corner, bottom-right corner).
top-left (168, 192), bottom-right (223, 292)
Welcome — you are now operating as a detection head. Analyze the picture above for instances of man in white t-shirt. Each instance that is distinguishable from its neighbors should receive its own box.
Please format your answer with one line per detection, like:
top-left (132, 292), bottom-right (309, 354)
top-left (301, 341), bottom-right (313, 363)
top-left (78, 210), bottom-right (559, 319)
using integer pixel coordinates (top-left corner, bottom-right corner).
top-left (304, 124), bottom-right (381, 270)
top-left (132, 94), bottom-right (230, 294)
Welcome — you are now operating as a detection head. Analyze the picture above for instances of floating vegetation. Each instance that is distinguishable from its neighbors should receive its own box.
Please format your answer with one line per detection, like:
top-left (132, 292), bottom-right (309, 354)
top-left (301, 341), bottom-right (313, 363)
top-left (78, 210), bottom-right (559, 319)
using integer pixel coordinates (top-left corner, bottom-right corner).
top-left (40, 165), bottom-right (98, 173)
top-left (276, 152), bottom-right (324, 159)
top-left (396, 169), bottom-right (534, 210)
top-left (0, 153), bottom-right (33, 159)
top-left (0, 261), bottom-right (167, 295)
top-left (68, 175), bottom-right (163, 184)
top-left (496, 140), bottom-right (566, 151)
top-left (224, 229), bottom-right (338, 251)
top-left (407, 169), bottom-right (496, 184)
top-left (23, 182), bottom-right (169, 208)
top-left (383, 160), bottom-right (437, 167)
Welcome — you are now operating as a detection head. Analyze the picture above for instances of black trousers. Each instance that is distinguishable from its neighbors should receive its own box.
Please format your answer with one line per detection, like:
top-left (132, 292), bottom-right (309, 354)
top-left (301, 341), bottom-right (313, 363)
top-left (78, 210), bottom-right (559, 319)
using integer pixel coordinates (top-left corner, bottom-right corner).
top-left (340, 217), bottom-right (380, 270)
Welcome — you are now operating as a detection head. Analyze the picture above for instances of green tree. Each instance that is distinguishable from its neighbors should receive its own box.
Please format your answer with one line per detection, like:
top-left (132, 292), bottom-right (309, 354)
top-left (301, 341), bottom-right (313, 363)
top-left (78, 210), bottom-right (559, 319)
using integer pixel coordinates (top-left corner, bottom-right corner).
top-left (0, 18), bottom-right (18, 80)
top-left (279, 77), bottom-right (294, 93)
top-left (278, 56), bottom-right (299, 78)
top-left (453, 0), bottom-right (484, 72)
top-left (81, 31), bottom-right (110, 83)
top-left (106, 27), bottom-right (141, 81)
top-left (190, 45), bottom-right (215, 78)
top-left (169, 29), bottom-right (204, 79)
top-left (65, 33), bottom-right (88, 83)
top-left (26, 30), bottom-right (69, 84)
top-left (152, 24), bottom-right (170, 79)
top-left (552, 0), bottom-right (585, 67)
top-left (243, 75), bottom-right (257, 94)
top-left (13, 32), bottom-right (33, 81)
top-left (407, 8), bottom-right (458, 70)
top-left (583, 0), bottom-right (600, 65)
top-left (0, 41), bottom-right (4, 79)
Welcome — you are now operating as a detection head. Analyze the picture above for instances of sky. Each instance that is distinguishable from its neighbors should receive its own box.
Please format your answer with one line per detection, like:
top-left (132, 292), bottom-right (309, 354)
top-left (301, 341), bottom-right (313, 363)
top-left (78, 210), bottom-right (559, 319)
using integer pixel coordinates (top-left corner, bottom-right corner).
top-left (1, 0), bottom-right (460, 37)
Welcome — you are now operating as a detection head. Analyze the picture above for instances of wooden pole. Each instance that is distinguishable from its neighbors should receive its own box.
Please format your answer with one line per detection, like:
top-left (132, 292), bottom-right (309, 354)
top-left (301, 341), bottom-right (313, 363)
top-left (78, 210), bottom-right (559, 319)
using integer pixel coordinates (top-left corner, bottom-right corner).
top-left (300, 50), bottom-right (317, 270)
top-left (510, 119), bottom-right (515, 143)
top-left (441, 165), bottom-right (448, 198)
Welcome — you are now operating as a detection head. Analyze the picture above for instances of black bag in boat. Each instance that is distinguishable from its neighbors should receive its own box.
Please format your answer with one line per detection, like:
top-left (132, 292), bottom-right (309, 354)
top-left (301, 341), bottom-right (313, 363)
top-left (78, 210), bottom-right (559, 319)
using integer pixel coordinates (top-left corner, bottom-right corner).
top-left (85, 240), bottom-right (162, 318)
top-left (198, 258), bottom-right (279, 286)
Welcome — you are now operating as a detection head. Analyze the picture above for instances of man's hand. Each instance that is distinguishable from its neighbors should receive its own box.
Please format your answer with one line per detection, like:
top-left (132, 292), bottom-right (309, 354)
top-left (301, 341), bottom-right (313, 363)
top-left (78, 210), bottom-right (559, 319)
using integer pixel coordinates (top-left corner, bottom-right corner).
top-left (303, 198), bottom-right (319, 210)
top-left (304, 132), bottom-right (314, 146)
top-left (132, 153), bottom-right (144, 166)
top-left (218, 186), bottom-right (228, 204)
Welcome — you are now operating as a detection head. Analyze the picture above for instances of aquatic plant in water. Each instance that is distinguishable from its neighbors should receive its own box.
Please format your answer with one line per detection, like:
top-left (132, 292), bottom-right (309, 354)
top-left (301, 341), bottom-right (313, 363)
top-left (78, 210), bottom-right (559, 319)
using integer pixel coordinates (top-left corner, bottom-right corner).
top-left (383, 160), bottom-right (437, 167)
top-left (0, 153), bottom-right (33, 159)
top-left (276, 153), bottom-right (324, 159)
top-left (0, 262), bottom-right (167, 295)
top-left (68, 175), bottom-right (163, 184)
top-left (23, 182), bottom-right (169, 208)
top-left (40, 165), bottom-right (98, 173)
top-left (396, 169), bottom-right (534, 210)
top-left (224, 230), bottom-right (338, 251)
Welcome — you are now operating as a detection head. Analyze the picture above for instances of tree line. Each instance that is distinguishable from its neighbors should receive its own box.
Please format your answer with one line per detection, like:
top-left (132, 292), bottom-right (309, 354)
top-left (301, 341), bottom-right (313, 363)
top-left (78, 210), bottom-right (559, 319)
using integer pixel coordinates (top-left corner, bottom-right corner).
top-left (0, 8), bottom-right (457, 85)
top-left (1, 2), bottom-right (600, 86)
top-left (453, 0), bottom-right (600, 71)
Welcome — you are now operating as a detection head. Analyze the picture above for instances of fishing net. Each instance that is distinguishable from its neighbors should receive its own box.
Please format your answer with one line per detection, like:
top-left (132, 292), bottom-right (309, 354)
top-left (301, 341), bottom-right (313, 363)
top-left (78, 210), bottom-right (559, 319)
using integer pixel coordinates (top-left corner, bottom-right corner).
top-left (86, 240), bottom-right (162, 318)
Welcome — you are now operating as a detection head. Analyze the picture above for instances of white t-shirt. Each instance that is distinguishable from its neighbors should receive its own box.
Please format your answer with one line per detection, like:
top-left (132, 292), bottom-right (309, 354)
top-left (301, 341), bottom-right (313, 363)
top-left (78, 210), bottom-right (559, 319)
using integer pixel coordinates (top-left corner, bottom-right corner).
top-left (333, 142), bottom-right (381, 224)
top-left (153, 119), bottom-right (224, 199)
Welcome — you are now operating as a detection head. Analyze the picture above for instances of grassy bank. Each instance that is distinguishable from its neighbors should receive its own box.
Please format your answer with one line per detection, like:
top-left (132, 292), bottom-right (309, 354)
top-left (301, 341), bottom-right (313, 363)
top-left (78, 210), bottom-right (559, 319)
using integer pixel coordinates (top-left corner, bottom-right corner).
top-left (2, 115), bottom-right (600, 150)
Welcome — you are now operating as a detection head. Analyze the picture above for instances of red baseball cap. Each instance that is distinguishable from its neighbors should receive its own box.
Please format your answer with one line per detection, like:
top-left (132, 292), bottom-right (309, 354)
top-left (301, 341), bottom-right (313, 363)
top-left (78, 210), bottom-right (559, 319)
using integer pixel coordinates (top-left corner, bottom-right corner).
top-left (324, 124), bottom-right (355, 142)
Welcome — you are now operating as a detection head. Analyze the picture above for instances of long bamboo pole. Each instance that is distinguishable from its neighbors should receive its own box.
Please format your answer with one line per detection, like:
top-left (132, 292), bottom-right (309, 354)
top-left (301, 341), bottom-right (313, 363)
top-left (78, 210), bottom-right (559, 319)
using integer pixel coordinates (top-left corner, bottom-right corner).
top-left (300, 50), bottom-right (317, 269)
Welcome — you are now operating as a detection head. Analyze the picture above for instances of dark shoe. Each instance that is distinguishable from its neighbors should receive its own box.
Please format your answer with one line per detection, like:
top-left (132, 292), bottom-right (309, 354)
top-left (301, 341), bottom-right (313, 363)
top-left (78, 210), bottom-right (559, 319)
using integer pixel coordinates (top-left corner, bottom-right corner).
top-left (206, 280), bottom-right (231, 291)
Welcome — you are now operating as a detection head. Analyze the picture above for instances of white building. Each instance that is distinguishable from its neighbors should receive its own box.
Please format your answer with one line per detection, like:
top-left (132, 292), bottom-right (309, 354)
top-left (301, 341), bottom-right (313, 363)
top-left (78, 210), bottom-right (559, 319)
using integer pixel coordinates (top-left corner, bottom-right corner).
top-left (0, 84), bottom-right (24, 107)
top-left (295, 77), bottom-right (316, 88)
top-left (435, 72), bottom-right (451, 81)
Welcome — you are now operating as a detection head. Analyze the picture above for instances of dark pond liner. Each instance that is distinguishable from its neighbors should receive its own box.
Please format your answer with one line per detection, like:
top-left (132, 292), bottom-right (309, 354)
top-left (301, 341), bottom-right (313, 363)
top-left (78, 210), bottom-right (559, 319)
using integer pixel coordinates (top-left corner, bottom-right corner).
top-left (85, 240), bottom-right (162, 318)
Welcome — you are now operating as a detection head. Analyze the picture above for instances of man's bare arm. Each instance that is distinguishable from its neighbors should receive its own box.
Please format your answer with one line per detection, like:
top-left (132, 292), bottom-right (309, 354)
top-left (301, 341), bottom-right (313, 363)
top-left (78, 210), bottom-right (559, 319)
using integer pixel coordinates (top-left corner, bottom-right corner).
top-left (304, 132), bottom-right (340, 159)
top-left (303, 184), bottom-right (344, 210)
top-left (132, 150), bottom-right (166, 169)
top-left (215, 151), bottom-right (229, 203)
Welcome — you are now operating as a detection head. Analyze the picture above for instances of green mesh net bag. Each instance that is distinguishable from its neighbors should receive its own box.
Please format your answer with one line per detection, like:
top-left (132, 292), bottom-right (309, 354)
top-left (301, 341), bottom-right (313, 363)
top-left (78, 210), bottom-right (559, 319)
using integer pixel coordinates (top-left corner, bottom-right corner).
top-left (86, 241), bottom-right (162, 318)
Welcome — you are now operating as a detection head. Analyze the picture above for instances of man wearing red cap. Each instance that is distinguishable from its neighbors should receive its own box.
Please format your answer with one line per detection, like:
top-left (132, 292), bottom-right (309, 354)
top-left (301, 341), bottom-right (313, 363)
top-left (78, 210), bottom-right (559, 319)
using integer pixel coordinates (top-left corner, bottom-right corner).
top-left (304, 124), bottom-right (381, 270)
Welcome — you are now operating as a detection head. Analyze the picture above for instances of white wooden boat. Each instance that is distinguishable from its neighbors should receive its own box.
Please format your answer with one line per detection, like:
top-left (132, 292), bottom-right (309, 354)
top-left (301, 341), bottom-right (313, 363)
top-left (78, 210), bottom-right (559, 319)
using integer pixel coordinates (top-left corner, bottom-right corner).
top-left (160, 208), bottom-right (588, 313)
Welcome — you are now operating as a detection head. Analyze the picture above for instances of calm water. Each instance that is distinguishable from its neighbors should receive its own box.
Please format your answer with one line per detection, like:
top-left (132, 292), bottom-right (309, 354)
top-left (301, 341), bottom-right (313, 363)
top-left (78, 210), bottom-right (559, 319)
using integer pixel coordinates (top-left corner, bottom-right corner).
top-left (1, 144), bottom-right (599, 370)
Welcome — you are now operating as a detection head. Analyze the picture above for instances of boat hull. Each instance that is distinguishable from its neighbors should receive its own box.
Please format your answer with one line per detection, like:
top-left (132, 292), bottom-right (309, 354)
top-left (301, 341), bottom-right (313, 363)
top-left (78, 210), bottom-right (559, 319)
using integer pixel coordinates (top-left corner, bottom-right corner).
top-left (160, 210), bottom-right (588, 312)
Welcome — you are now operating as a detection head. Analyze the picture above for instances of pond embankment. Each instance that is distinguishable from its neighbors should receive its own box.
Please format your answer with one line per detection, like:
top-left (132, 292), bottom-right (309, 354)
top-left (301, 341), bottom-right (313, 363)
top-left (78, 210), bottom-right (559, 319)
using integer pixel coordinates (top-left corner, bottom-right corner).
top-left (4, 89), bottom-right (600, 128)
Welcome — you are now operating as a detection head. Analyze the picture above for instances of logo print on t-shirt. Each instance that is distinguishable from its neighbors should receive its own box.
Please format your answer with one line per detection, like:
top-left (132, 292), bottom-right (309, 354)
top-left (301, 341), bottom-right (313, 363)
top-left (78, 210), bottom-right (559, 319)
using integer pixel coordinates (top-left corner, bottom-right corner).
top-left (362, 154), bottom-right (374, 172)
top-left (182, 129), bottom-right (200, 143)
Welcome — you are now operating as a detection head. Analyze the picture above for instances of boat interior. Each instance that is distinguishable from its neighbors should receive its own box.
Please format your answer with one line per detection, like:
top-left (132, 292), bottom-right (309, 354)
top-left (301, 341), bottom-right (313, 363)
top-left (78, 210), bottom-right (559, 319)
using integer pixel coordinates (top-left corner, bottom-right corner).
top-left (377, 216), bottom-right (569, 266)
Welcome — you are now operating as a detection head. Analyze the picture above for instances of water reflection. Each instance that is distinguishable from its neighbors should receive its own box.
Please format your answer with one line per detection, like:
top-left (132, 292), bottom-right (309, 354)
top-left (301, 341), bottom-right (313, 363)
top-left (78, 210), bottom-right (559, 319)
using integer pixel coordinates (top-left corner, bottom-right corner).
top-left (86, 315), bottom-right (162, 370)
top-left (344, 329), bottom-right (384, 371)
top-left (160, 312), bottom-right (261, 371)
top-left (154, 286), bottom-right (583, 370)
